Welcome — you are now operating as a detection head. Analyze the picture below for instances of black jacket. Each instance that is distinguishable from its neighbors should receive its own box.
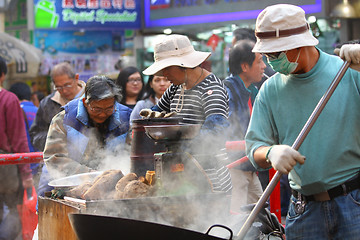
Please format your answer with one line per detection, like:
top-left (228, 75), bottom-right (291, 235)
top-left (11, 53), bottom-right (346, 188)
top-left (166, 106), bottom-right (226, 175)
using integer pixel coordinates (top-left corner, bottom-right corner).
top-left (29, 92), bottom-right (62, 151)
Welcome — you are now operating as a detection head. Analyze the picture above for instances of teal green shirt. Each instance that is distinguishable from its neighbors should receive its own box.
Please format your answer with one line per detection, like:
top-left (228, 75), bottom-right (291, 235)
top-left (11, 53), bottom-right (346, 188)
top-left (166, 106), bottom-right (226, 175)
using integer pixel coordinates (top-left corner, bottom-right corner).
top-left (246, 48), bottom-right (360, 195)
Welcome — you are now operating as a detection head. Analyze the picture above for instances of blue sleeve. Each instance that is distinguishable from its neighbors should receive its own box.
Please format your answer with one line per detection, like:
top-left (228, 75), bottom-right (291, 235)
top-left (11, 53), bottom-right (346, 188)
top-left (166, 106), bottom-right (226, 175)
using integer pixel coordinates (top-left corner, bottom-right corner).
top-left (151, 105), bottom-right (162, 112)
top-left (190, 114), bottom-right (230, 153)
top-left (200, 114), bottom-right (229, 136)
top-left (225, 86), bottom-right (235, 117)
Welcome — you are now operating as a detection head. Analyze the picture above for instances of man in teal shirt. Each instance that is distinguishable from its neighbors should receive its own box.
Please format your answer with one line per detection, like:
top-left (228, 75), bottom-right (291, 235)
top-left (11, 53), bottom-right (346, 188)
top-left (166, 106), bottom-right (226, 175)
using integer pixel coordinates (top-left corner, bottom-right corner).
top-left (245, 4), bottom-right (360, 240)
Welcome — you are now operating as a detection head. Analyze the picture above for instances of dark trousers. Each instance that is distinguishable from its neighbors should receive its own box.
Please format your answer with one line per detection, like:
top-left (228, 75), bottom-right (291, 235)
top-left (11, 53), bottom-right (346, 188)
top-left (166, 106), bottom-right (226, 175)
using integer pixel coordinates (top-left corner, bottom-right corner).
top-left (0, 164), bottom-right (23, 240)
top-left (0, 193), bottom-right (22, 240)
top-left (280, 175), bottom-right (291, 216)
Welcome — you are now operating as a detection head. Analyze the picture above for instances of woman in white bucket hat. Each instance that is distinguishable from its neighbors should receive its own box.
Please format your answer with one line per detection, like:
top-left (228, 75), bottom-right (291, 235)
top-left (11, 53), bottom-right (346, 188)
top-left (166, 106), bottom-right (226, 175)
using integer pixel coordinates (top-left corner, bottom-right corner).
top-left (142, 34), bottom-right (232, 193)
top-left (245, 4), bottom-right (360, 240)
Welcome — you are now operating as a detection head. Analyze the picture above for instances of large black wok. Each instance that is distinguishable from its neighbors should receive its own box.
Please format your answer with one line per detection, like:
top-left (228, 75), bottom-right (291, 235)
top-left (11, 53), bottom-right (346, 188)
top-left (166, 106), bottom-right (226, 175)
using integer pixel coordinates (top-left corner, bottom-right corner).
top-left (68, 213), bottom-right (232, 240)
top-left (68, 200), bottom-right (284, 240)
top-left (84, 193), bottom-right (231, 231)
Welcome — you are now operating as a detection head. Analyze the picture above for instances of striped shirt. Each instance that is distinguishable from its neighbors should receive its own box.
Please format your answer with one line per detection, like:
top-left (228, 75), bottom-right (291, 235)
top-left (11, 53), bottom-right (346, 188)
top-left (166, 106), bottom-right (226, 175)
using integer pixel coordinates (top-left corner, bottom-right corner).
top-left (157, 73), bottom-right (232, 193)
top-left (205, 165), bottom-right (233, 192)
top-left (158, 74), bottom-right (229, 124)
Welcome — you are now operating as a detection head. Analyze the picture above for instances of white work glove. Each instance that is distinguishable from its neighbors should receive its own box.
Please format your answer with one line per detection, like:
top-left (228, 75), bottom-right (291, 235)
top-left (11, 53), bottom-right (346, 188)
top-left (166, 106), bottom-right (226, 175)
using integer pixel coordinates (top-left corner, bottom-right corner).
top-left (139, 109), bottom-right (177, 119)
top-left (334, 44), bottom-right (360, 71)
top-left (267, 145), bottom-right (306, 174)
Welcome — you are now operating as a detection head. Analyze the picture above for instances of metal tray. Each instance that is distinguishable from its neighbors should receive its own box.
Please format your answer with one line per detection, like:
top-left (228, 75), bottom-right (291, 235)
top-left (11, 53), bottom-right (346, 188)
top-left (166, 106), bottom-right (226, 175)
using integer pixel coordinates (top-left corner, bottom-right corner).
top-left (48, 171), bottom-right (103, 190)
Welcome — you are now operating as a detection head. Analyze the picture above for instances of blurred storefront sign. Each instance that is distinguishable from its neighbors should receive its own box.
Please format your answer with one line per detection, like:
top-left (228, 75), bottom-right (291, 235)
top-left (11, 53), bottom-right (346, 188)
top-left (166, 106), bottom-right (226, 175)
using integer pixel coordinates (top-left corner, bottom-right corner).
top-left (33, 0), bottom-right (141, 29)
top-left (145, 0), bottom-right (324, 28)
top-left (31, 1), bottom-right (140, 81)
top-left (34, 29), bottom-right (129, 80)
top-left (0, 32), bottom-right (42, 79)
top-left (34, 30), bottom-right (122, 54)
top-left (0, 0), bottom-right (10, 11)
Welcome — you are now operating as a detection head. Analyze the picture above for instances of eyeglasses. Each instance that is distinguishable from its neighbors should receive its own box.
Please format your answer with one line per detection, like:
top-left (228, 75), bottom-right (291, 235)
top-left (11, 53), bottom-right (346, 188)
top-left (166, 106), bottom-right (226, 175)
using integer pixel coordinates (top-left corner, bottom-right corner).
top-left (53, 81), bottom-right (74, 91)
top-left (127, 78), bottom-right (142, 84)
top-left (89, 104), bottom-right (115, 115)
top-left (263, 52), bottom-right (283, 60)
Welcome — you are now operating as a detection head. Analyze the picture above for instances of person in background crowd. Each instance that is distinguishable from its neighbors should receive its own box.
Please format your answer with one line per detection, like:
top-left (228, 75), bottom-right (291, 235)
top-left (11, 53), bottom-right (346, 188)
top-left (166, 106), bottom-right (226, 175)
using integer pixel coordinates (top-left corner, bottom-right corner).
top-left (10, 82), bottom-right (38, 152)
top-left (143, 34), bottom-right (232, 193)
top-left (30, 62), bottom-right (85, 152)
top-left (231, 27), bottom-right (275, 201)
top-left (232, 27), bottom-right (275, 89)
top-left (224, 39), bottom-right (266, 212)
top-left (232, 27), bottom-right (256, 46)
top-left (129, 75), bottom-right (171, 124)
top-left (114, 58), bottom-right (123, 72)
top-left (233, 27), bottom-right (290, 219)
top-left (9, 82), bottom-right (40, 181)
top-left (42, 75), bottom-right (131, 182)
top-left (29, 62), bottom-right (86, 197)
top-left (115, 66), bottom-right (144, 109)
top-left (0, 57), bottom-right (33, 240)
top-left (31, 82), bottom-right (37, 93)
top-left (245, 4), bottom-right (360, 239)
top-left (30, 91), bottom-right (45, 108)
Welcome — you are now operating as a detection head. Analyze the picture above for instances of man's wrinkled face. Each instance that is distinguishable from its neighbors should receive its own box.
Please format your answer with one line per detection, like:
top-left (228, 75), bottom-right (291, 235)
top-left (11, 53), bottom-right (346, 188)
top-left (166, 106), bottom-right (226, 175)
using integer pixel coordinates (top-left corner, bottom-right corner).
top-left (53, 74), bottom-right (78, 101)
top-left (83, 98), bottom-right (115, 124)
top-left (161, 66), bottom-right (184, 86)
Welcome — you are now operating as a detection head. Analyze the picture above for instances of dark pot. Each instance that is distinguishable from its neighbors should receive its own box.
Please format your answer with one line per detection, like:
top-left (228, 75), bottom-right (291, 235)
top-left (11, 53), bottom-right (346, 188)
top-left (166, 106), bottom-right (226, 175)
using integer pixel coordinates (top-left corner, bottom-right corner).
top-left (130, 118), bottom-right (181, 177)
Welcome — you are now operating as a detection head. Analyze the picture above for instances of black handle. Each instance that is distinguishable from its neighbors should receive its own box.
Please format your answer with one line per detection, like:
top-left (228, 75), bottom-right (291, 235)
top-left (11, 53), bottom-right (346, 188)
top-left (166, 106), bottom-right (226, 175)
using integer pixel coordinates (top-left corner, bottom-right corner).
top-left (205, 224), bottom-right (233, 240)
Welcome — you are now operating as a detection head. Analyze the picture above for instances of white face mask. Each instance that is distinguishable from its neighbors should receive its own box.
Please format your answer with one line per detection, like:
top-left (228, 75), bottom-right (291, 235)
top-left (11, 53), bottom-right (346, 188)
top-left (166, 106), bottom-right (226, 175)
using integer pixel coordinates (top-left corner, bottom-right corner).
top-left (267, 49), bottom-right (301, 75)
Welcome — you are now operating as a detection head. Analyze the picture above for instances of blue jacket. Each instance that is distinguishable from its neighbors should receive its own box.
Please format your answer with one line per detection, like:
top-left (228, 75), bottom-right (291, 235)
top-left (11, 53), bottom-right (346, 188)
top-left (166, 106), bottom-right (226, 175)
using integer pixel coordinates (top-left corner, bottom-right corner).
top-left (63, 98), bottom-right (131, 162)
top-left (38, 98), bottom-right (131, 198)
top-left (224, 74), bottom-right (258, 171)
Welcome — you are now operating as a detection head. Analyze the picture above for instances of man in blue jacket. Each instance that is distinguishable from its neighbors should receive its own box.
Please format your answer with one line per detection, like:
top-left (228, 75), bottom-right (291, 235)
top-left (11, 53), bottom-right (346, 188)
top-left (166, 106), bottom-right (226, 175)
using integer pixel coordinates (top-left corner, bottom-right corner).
top-left (39, 75), bottom-right (132, 192)
top-left (224, 39), bottom-right (266, 212)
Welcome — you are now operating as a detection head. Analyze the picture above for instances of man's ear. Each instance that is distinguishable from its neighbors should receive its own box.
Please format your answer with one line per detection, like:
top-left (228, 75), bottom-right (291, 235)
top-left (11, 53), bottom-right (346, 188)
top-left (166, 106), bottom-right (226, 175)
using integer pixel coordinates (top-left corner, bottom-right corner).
top-left (75, 73), bottom-right (79, 81)
top-left (241, 63), bottom-right (249, 72)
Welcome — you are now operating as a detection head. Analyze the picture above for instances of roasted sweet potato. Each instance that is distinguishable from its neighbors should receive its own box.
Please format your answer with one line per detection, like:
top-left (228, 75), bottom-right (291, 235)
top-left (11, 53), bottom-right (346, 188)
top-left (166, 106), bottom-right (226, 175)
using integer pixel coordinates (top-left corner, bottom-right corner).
top-left (122, 180), bottom-right (151, 199)
top-left (83, 169), bottom-right (124, 200)
top-left (67, 182), bottom-right (93, 199)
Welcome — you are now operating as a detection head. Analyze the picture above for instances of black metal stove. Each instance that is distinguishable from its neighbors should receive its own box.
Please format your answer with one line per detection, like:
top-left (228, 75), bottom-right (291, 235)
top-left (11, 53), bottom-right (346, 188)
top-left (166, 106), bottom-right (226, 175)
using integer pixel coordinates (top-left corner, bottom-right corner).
top-left (144, 124), bottom-right (213, 196)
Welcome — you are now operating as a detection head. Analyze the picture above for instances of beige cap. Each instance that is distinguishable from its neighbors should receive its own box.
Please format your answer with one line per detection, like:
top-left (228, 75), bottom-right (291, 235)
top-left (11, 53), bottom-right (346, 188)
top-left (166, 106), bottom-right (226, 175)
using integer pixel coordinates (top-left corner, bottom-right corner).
top-left (143, 34), bottom-right (211, 75)
top-left (252, 4), bottom-right (319, 53)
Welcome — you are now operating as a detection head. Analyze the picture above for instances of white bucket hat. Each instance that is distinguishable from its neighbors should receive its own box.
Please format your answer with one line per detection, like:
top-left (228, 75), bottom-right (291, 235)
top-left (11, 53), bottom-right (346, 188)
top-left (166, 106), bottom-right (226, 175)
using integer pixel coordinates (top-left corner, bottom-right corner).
top-left (143, 34), bottom-right (211, 75)
top-left (252, 4), bottom-right (319, 53)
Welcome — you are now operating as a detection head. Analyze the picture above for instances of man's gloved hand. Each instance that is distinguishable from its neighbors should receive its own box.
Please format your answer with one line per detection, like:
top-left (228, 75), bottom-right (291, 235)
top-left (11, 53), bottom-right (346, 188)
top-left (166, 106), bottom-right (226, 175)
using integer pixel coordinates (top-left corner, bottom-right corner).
top-left (267, 145), bottom-right (306, 174)
top-left (334, 44), bottom-right (360, 71)
top-left (139, 109), bottom-right (177, 119)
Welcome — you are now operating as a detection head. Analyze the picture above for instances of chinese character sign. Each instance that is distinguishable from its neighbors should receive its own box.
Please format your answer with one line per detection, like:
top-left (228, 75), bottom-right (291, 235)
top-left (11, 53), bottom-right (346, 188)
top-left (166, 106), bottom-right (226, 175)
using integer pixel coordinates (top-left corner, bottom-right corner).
top-left (34, 0), bottom-right (141, 29)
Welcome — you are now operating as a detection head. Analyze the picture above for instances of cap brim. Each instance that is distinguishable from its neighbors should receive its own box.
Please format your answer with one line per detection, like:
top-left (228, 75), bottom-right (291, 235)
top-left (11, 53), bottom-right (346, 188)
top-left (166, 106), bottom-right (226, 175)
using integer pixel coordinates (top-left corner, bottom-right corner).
top-left (143, 51), bottom-right (211, 75)
top-left (252, 31), bottom-right (319, 53)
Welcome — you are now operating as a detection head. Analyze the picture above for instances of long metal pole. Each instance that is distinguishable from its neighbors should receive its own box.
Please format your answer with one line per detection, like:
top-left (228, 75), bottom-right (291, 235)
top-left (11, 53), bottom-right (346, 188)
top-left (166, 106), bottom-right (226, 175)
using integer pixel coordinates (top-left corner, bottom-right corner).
top-left (237, 61), bottom-right (351, 239)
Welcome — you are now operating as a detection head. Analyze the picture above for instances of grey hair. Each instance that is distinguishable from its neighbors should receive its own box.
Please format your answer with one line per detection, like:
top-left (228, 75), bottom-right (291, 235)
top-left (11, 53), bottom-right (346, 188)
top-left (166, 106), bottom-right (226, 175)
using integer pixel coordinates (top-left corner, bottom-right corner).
top-left (84, 75), bottom-right (122, 104)
top-left (50, 62), bottom-right (76, 80)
